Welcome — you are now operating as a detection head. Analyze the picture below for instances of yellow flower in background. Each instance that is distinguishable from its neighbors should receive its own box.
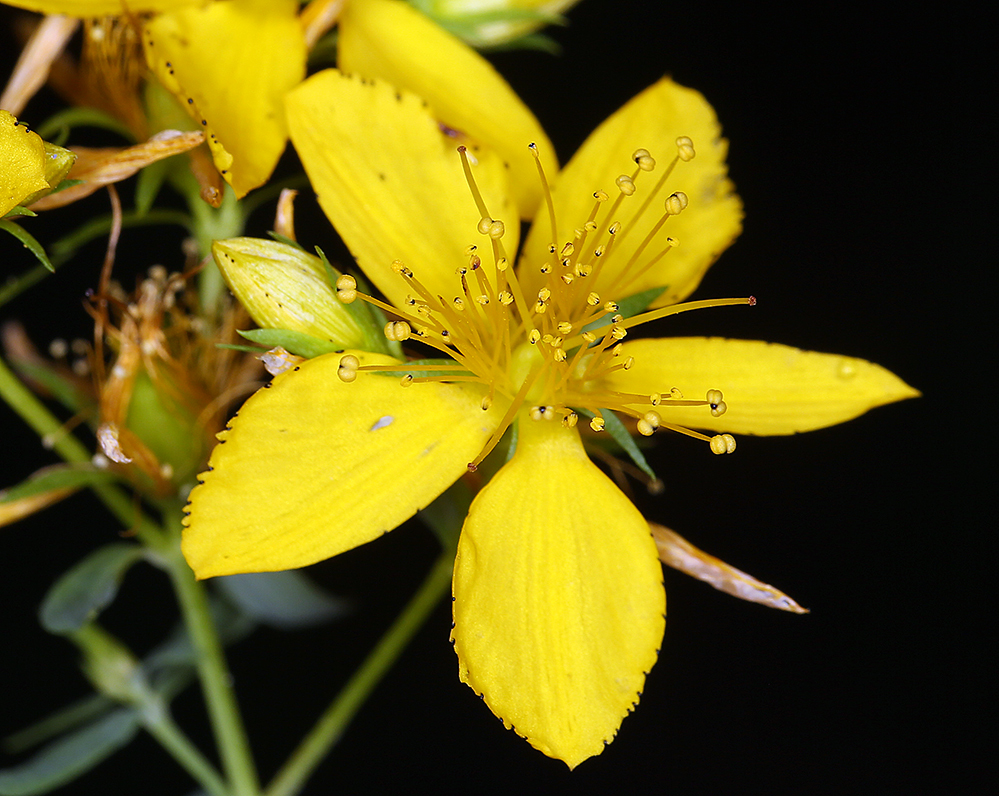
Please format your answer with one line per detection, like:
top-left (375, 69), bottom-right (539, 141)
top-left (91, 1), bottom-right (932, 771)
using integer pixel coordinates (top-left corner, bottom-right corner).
top-left (182, 71), bottom-right (917, 766)
top-left (1, 109), bottom-right (76, 216)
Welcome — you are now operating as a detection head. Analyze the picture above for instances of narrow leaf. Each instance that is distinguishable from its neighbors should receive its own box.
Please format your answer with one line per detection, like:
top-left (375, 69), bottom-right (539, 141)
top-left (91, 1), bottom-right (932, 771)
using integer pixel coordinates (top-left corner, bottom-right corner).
top-left (0, 708), bottom-right (139, 795)
top-left (0, 219), bottom-right (53, 272)
top-left (215, 570), bottom-right (349, 630)
top-left (1, 464), bottom-right (117, 504)
top-left (39, 544), bottom-right (146, 635)
top-left (578, 408), bottom-right (657, 481)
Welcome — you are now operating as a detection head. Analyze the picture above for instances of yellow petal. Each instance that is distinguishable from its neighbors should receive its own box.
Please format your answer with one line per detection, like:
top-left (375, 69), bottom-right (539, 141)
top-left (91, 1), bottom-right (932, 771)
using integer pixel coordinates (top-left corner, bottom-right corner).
top-left (143, 0), bottom-right (306, 197)
top-left (605, 337), bottom-right (920, 436)
top-left (337, 0), bottom-right (556, 219)
top-left (1, 0), bottom-right (199, 13)
top-left (520, 78), bottom-right (743, 306)
top-left (183, 350), bottom-right (503, 578)
top-left (1, 110), bottom-right (50, 216)
top-left (650, 523), bottom-right (808, 613)
top-left (452, 417), bottom-right (665, 768)
top-left (286, 68), bottom-right (516, 309)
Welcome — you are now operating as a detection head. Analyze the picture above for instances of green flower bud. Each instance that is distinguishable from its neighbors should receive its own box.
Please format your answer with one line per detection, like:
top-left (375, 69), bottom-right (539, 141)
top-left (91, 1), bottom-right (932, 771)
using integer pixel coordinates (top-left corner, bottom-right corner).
top-left (213, 237), bottom-right (379, 351)
top-left (72, 624), bottom-right (145, 704)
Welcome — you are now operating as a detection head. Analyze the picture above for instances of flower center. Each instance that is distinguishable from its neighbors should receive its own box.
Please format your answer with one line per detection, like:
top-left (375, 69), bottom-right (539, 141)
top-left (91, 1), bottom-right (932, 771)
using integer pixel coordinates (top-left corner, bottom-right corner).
top-left (335, 138), bottom-right (752, 469)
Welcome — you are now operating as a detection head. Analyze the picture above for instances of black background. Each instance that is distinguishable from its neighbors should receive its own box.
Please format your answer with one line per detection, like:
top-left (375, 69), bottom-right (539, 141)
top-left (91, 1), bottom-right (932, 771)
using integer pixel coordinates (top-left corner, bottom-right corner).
top-left (2, 2), bottom-right (985, 794)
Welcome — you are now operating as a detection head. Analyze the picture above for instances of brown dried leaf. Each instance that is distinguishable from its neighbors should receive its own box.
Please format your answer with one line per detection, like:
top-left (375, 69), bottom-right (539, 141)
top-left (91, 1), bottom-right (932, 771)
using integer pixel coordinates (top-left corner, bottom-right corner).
top-left (30, 129), bottom-right (205, 209)
top-left (651, 522), bottom-right (809, 613)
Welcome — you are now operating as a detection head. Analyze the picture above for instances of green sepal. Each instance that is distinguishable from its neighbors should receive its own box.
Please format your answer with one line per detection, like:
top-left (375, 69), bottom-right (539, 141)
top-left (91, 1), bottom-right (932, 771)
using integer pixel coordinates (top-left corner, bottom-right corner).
top-left (315, 246), bottom-right (400, 357)
top-left (39, 544), bottom-right (146, 635)
top-left (581, 285), bottom-right (667, 339)
top-left (267, 231), bottom-right (304, 251)
top-left (419, 479), bottom-right (473, 550)
top-left (0, 220), bottom-right (53, 272)
top-left (237, 328), bottom-right (342, 359)
top-left (0, 708), bottom-right (140, 796)
top-left (577, 408), bottom-right (657, 481)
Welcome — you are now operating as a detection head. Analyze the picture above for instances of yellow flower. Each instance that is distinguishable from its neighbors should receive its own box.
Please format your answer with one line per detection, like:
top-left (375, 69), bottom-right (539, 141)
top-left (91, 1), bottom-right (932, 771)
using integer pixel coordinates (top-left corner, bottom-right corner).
top-left (0, 109), bottom-right (75, 216)
top-left (182, 71), bottom-right (918, 766)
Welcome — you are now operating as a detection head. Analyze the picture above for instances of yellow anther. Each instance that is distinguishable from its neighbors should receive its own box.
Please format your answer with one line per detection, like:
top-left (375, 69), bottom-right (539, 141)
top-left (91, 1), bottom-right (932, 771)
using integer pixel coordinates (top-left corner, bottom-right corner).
top-left (561, 242), bottom-right (574, 256)
top-left (706, 389), bottom-right (728, 417)
top-left (400, 374), bottom-right (414, 387)
top-left (609, 222), bottom-right (622, 235)
top-left (476, 295), bottom-right (489, 305)
top-left (464, 245), bottom-right (478, 255)
top-left (477, 217), bottom-right (493, 235)
top-left (561, 273), bottom-right (574, 286)
top-left (603, 300), bottom-right (619, 313)
top-left (534, 300), bottom-right (548, 314)
top-left (636, 418), bottom-right (655, 436)
top-left (337, 354), bottom-right (359, 383)
top-left (529, 141), bottom-right (540, 157)
top-left (633, 148), bottom-right (656, 171)
top-left (587, 292), bottom-right (601, 306)
top-left (584, 221), bottom-right (598, 232)
top-left (488, 220), bottom-right (506, 239)
top-left (498, 291), bottom-right (514, 305)
top-left (589, 416), bottom-right (605, 432)
top-left (650, 393), bottom-right (662, 406)
top-left (453, 297), bottom-right (465, 311)
top-left (643, 410), bottom-right (661, 429)
top-left (623, 356), bottom-right (635, 369)
top-left (538, 287), bottom-right (551, 302)
top-left (384, 320), bottom-right (411, 341)
top-left (496, 257), bottom-right (509, 272)
top-left (528, 329), bottom-right (541, 344)
top-left (582, 331), bottom-right (597, 343)
top-left (336, 274), bottom-right (357, 303)
top-left (615, 175), bottom-right (636, 196)
top-left (481, 395), bottom-right (493, 410)
top-left (709, 434), bottom-right (737, 455)
top-left (557, 321), bottom-right (573, 335)
top-left (529, 405), bottom-right (556, 421)
top-left (665, 191), bottom-right (689, 215)
top-left (611, 326), bottom-right (627, 340)
top-left (553, 348), bottom-right (567, 362)
top-left (676, 135), bottom-right (696, 162)
top-left (391, 260), bottom-right (412, 277)
top-left (562, 412), bottom-right (578, 428)
top-left (575, 263), bottom-right (593, 278)
top-left (670, 387), bottom-right (684, 399)
top-left (593, 190), bottom-right (608, 202)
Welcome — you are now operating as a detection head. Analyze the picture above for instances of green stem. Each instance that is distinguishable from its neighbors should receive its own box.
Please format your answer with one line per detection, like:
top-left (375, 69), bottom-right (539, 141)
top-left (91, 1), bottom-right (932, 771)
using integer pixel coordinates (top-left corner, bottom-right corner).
top-left (162, 535), bottom-right (260, 796)
top-left (265, 549), bottom-right (455, 796)
top-left (0, 355), bottom-right (164, 547)
top-left (143, 708), bottom-right (229, 796)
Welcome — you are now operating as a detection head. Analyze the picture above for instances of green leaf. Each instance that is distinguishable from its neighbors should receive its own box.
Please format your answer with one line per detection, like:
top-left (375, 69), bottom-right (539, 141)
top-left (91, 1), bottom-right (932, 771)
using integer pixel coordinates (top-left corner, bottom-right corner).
top-left (39, 544), bottom-right (146, 635)
top-left (577, 408), bottom-right (657, 481)
top-left (236, 328), bottom-right (342, 359)
top-left (8, 359), bottom-right (95, 415)
top-left (580, 285), bottom-right (667, 338)
top-left (0, 220), bottom-right (53, 272)
top-left (0, 708), bottom-right (139, 795)
top-left (215, 570), bottom-right (348, 630)
top-left (1, 465), bottom-right (117, 505)
top-left (315, 247), bottom-right (400, 357)
top-left (2, 696), bottom-right (114, 756)
top-left (267, 231), bottom-right (304, 251)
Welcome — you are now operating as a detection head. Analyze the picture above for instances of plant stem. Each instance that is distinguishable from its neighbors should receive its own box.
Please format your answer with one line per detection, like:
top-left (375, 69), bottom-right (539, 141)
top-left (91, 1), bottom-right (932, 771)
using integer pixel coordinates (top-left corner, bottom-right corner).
top-left (162, 533), bottom-right (260, 796)
top-left (0, 354), bottom-right (164, 547)
top-left (142, 707), bottom-right (229, 796)
top-left (265, 549), bottom-right (455, 796)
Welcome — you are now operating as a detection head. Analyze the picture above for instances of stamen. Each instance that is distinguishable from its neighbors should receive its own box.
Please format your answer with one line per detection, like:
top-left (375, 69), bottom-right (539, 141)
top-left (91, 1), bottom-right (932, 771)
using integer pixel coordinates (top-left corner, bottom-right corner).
top-left (530, 142), bottom-right (558, 254)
